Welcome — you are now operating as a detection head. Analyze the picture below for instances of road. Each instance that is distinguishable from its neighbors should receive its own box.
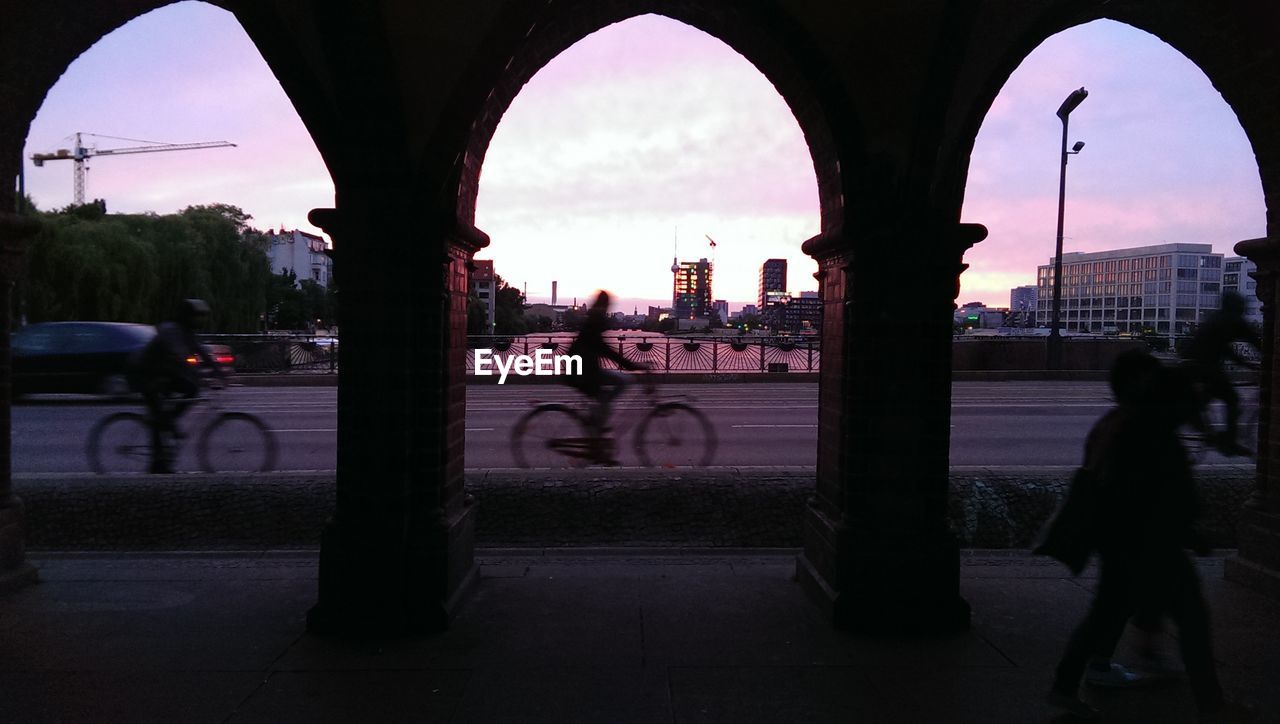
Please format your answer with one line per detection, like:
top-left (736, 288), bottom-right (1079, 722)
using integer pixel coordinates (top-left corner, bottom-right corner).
top-left (9, 381), bottom-right (1248, 473)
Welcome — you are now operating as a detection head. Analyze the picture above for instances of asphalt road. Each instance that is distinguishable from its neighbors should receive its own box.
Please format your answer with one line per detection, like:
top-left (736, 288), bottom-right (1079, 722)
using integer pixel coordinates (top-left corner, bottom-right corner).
top-left (10, 381), bottom-right (1250, 473)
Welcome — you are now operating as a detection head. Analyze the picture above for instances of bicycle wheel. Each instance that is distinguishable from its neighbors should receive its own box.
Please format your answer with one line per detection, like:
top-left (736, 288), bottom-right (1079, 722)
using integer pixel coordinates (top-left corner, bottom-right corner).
top-left (87, 412), bottom-right (153, 474)
top-left (198, 412), bottom-right (277, 472)
top-left (635, 402), bottom-right (716, 468)
top-left (511, 404), bottom-right (593, 468)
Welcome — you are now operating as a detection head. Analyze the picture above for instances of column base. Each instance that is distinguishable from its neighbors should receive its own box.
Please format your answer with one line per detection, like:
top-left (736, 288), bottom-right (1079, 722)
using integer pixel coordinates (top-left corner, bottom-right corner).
top-left (0, 501), bottom-right (37, 593)
top-left (307, 501), bottom-right (477, 638)
top-left (798, 509), bottom-right (970, 635)
top-left (0, 562), bottom-right (38, 593)
top-left (1225, 509), bottom-right (1280, 600)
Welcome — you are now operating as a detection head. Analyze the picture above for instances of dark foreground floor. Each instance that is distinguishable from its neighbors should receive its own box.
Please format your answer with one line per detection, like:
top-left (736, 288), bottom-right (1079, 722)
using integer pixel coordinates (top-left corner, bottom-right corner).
top-left (2, 550), bottom-right (1277, 723)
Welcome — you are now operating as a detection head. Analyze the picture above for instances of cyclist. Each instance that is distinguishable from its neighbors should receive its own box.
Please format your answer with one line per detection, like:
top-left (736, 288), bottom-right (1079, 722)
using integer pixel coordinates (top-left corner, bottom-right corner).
top-left (131, 298), bottom-right (225, 473)
top-left (1180, 291), bottom-right (1261, 456)
top-left (566, 291), bottom-right (647, 463)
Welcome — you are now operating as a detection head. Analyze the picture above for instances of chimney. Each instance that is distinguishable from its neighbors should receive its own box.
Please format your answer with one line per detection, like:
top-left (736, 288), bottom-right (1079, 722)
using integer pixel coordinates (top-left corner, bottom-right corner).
top-left (552, 281), bottom-right (558, 306)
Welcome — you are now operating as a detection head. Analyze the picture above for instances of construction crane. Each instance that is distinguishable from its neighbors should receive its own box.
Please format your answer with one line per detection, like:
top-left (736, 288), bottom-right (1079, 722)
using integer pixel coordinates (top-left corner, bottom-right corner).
top-left (30, 132), bottom-right (236, 205)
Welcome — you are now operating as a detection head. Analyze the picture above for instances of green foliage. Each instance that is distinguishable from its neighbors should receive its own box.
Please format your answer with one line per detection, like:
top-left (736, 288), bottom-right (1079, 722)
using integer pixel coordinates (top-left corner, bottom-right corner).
top-left (22, 203), bottom-right (274, 332)
top-left (466, 294), bottom-right (490, 335)
top-left (264, 270), bottom-right (336, 331)
top-left (266, 270), bottom-right (304, 329)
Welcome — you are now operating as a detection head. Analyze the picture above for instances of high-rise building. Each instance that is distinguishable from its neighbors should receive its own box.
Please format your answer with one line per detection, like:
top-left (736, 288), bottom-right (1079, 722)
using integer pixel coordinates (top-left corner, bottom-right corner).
top-left (673, 258), bottom-right (713, 319)
top-left (1035, 243), bottom-right (1223, 338)
top-left (712, 299), bottom-right (729, 323)
top-left (1223, 257), bottom-right (1262, 325)
top-left (1009, 285), bottom-right (1037, 327)
top-left (759, 259), bottom-right (787, 310)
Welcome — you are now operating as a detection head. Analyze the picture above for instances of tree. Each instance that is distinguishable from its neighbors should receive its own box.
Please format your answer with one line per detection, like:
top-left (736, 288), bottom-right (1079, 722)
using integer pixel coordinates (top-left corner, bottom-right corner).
top-left (22, 202), bottom-right (272, 332)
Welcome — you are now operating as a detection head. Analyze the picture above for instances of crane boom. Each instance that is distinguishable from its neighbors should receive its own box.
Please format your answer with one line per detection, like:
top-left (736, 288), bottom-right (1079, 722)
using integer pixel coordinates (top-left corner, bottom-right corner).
top-left (30, 132), bottom-right (236, 204)
top-left (91, 141), bottom-right (236, 158)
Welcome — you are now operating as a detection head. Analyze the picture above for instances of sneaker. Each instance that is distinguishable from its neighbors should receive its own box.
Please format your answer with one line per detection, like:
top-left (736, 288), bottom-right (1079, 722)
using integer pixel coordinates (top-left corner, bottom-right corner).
top-left (1047, 691), bottom-right (1099, 720)
top-left (1085, 662), bottom-right (1148, 688)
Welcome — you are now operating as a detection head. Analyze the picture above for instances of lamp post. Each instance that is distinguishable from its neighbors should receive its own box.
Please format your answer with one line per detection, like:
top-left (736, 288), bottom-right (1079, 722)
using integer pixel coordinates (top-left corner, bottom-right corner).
top-left (1047, 87), bottom-right (1088, 370)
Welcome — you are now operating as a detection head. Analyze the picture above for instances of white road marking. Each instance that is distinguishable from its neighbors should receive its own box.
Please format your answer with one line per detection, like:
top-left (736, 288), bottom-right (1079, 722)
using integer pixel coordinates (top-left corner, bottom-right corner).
top-left (731, 424), bottom-right (817, 428)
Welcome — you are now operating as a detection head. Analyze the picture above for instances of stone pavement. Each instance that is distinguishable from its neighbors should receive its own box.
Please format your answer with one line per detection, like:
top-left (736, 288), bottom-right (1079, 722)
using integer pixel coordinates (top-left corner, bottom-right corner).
top-left (2, 550), bottom-right (1277, 722)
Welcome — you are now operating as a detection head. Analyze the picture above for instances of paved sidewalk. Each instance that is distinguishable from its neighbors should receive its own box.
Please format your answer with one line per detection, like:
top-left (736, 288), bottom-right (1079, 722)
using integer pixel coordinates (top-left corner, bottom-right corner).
top-left (2, 550), bottom-right (1277, 722)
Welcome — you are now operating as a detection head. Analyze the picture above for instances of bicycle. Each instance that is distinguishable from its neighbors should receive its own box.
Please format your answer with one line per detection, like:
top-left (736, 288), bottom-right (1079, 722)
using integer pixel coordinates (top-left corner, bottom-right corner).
top-left (87, 381), bottom-right (277, 474)
top-left (510, 376), bottom-right (716, 468)
top-left (1178, 368), bottom-right (1260, 463)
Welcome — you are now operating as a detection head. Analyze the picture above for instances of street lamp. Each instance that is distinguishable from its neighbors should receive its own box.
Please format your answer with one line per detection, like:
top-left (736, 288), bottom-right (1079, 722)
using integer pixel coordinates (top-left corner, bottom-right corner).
top-left (1047, 87), bottom-right (1088, 370)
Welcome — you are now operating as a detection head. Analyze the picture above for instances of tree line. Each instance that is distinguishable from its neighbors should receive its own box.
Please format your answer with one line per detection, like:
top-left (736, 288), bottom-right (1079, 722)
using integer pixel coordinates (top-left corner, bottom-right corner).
top-left (18, 199), bottom-right (334, 333)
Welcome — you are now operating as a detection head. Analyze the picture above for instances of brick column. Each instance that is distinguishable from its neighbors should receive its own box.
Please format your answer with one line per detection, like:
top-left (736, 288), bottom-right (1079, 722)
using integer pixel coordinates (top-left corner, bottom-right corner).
top-left (1227, 236), bottom-right (1280, 598)
top-left (0, 211), bottom-right (39, 592)
top-left (796, 221), bottom-right (986, 633)
top-left (304, 190), bottom-right (484, 636)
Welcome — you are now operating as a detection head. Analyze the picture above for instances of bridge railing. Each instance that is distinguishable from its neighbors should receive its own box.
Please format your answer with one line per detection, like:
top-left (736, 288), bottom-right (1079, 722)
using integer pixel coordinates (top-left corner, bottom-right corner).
top-left (198, 333), bottom-right (823, 375)
top-left (465, 334), bottom-right (820, 373)
top-left (201, 333), bottom-right (338, 374)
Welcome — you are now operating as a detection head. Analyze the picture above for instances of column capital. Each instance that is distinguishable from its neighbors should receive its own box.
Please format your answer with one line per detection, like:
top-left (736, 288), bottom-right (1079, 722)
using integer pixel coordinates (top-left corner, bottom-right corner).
top-left (308, 207), bottom-right (490, 257)
top-left (801, 221), bottom-right (987, 266)
top-left (1235, 237), bottom-right (1280, 271)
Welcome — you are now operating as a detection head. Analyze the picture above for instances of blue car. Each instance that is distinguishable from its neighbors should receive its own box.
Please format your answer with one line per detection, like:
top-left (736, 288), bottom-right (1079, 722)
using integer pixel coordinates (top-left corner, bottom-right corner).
top-left (12, 321), bottom-right (157, 397)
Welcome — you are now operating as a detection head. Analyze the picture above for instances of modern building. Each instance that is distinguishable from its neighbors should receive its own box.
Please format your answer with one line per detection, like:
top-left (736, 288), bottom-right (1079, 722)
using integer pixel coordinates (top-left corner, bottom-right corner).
top-left (712, 299), bottom-right (729, 323)
top-left (470, 259), bottom-right (496, 334)
top-left (779, 293), bottom-right (822, 332)
top-left (673, 258), bottom-right (713, 320)
top-left (266, 228), bottom-right (332, 288)
top-left (955, 301), bottom-right (1007, 330)
top-left (759, 259), bottom-right (787, 310)
top-left (1009, 285), bottom-right (1037, 327)
top-left (1035, 243), bottom-right (1223, 339)
top-left (1223, 256), bottom-right (1263, 325)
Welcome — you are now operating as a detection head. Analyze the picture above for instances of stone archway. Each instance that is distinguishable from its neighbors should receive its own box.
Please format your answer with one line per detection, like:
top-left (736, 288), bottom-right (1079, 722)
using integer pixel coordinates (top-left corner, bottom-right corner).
top-left (936, 2), bottom-right (1280, 598)
top-left (0, 0), bottom-right (343, 591)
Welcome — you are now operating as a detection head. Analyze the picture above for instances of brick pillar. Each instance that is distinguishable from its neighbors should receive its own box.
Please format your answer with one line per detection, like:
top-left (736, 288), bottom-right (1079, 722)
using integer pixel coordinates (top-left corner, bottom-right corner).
top-left (1226, 237), bottom-right (1280, 598)
top-left (0, 211), bottom-right (39, 592)
top-left (304, 191), bottom-right (484, 636)
top-left (796, 221), bottom-right (986, 634)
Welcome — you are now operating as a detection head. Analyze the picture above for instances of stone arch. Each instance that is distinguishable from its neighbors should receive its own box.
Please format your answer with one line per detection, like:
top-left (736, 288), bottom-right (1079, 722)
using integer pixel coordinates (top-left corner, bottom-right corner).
top-left (0, 1), bottom-right (349, 216)
top-left (938, 4), bottom-right (1280, 234)
top-left (448, 1), bottom-right (854, 237)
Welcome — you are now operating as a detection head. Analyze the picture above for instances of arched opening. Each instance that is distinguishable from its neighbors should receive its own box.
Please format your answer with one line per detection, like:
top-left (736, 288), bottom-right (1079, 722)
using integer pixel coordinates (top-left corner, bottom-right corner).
top-left (951, 13), bottom-right (1269, 595)
top-left (10, 1), bottom-right (336, 539)
top-left (463, 13), bottom-right (825, 547)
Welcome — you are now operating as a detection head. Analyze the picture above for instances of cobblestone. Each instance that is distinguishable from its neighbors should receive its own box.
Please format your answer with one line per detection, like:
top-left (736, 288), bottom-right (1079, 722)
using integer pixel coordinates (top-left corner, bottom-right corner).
top-left (14, 466), bottom-right (1256, 549)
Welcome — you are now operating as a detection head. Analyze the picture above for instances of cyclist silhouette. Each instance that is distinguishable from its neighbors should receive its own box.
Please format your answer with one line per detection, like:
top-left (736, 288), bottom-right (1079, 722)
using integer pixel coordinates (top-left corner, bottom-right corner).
top-left (1181, 291), bottom-right (1261, 456)
top-left (566, 291), bottom-right (647, 463)
top-left (131, 299), bottom-right (224, 473)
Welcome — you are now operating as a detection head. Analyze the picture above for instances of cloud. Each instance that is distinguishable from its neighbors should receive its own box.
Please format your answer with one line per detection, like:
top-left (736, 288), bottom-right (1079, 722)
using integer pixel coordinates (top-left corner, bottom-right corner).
top-left (960, 19), bottom-right (1265, 306)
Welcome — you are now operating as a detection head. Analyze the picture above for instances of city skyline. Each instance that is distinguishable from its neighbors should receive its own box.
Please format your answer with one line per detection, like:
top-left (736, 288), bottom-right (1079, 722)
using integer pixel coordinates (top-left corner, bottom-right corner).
top-left (18, 4), bottom-right (1265, 310)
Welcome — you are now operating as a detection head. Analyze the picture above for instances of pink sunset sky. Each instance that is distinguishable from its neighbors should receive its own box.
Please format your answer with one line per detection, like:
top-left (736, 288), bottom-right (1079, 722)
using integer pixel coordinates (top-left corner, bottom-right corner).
top-left (20, 3), bottom-right (1265, 313)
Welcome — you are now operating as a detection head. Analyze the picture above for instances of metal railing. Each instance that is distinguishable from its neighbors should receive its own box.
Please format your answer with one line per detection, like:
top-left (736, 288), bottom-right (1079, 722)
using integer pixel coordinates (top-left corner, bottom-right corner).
top-left (200, 333), bottom-right (822, 375)
top-left (201, 333), bottom-right (338, 374)
top-left (466, 334), bottom-right (820, 373)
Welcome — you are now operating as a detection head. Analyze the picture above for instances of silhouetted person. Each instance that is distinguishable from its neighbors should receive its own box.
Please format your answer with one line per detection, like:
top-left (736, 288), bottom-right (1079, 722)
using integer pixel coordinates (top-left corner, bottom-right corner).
top-left (1183, 291), bottom-right (1261, 456)
top-left (566, 291), bottom-right (646, 462)
top-left (1049, 351), bottom-right (1229, 720)
top-left (132, 298), bottom-right (222, 473)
